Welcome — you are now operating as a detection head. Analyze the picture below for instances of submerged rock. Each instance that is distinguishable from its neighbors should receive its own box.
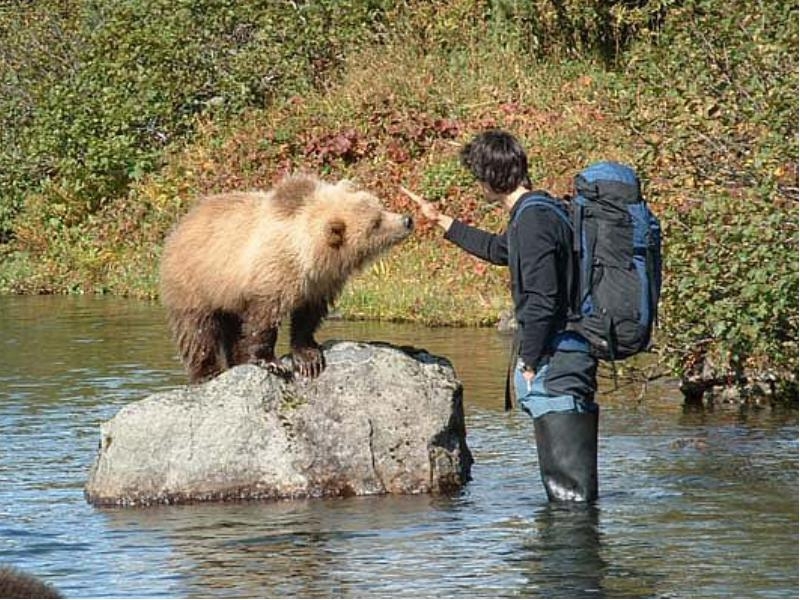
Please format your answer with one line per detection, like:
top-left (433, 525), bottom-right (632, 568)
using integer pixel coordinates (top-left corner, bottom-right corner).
top-left (85, 341), bottom-right (472, 507)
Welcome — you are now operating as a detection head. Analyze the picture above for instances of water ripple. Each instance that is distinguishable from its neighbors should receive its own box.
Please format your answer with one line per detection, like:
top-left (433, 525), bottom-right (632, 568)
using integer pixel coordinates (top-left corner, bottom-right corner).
top-left (0, 296), bottom-right (797, 598)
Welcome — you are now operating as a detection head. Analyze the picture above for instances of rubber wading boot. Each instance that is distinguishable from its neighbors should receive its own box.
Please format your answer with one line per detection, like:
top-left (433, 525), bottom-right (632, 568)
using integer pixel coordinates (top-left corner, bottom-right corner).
top-left (533, 410), bottom-right (599, 502)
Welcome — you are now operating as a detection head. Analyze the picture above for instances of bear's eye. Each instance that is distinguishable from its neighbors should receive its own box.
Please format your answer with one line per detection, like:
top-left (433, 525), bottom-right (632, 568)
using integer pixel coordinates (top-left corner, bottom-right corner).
top-left (370, 215), bottom-right (382, 231)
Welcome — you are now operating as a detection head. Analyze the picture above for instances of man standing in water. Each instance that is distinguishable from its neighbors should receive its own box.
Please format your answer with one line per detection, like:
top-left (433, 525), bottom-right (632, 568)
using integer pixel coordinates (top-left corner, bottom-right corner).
top-left (402, 129), bottom-right (599, 502)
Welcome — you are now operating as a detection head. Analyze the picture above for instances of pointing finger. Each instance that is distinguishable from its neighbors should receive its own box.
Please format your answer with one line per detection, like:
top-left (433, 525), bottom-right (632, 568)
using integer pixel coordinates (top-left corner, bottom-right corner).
top-left (400, 186), bottom-right (426, 206)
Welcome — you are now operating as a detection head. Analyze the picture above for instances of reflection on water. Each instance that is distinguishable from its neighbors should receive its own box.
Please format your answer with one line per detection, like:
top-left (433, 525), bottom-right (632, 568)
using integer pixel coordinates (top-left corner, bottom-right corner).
top-left (0, 296), bottom-right (797, 598)
top-left (514, 504), bottom-right (606, 598)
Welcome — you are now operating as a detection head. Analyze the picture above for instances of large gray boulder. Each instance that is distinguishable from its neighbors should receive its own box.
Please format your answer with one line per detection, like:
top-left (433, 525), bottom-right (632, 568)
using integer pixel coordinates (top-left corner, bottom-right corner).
top-left (85, 341), bottom-right (472, 507)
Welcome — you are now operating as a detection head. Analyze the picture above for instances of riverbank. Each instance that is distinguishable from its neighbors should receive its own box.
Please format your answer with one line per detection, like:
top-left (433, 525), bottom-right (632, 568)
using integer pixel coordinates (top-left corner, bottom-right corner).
top-left (0, 0), bottom-right (796, 393)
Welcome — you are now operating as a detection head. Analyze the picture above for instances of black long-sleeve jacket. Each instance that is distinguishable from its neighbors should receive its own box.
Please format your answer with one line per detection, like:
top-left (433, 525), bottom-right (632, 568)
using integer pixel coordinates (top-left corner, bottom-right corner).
top-left (444, 193), bottom-right (572, 369)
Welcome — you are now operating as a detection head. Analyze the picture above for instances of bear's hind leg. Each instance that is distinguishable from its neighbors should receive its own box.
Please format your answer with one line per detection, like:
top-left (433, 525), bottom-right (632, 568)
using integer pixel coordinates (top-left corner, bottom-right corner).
top-left (290, 300), bottom-right (328, 378)
top-left (236, 304), bottom-right (285, 375)
top-left (170, 309), bottom-right (226, 383)
top-left (215, 310), bottom-right (243, 371)
top-left (238, 326), bottom-right (290, 379)
top-left (234, 324), bottom-right (279, 364)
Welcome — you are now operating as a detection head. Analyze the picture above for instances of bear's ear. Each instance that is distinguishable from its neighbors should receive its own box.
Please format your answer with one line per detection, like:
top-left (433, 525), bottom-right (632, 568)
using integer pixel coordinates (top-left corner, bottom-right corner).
top-left (326, 219), bottom-right (346, 248)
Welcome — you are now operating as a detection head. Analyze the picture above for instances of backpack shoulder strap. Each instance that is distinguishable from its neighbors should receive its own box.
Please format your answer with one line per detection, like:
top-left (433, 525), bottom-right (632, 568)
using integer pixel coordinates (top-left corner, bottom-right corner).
top-left (513, 191), bottom-right (581, 320)
top-left (513, 192), bottom-right (572, 230)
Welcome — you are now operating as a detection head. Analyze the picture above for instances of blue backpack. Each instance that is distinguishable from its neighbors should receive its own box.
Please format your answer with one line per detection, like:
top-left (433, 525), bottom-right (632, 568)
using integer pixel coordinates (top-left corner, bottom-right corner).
top-left (515, 162), bottom-right (662, 361)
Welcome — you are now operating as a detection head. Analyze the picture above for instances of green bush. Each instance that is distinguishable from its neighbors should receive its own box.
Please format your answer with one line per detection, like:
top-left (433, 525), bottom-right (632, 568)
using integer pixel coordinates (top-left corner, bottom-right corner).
top-left (0, 0), bottom-right (796, 396)
top-left (660, 194), bottom-right (797, 383)
top-left (484, 0), bottom-right (669, 63)
top-left (622, 0), bottom-right (797, 188)
top-left (619, 0), bottom-right (798, 386)
top-left (0, 0), bottom-right (389, 236)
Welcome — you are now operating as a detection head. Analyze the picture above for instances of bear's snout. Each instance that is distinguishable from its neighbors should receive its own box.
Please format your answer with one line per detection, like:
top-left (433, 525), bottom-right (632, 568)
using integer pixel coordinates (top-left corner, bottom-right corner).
top-left (402, 215), bottom-right (414, 231)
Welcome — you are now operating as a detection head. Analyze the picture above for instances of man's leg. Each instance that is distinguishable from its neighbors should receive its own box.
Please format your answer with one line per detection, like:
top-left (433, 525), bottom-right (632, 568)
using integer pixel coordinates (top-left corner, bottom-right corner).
top-left (514, 350), bottom-right (599, 502)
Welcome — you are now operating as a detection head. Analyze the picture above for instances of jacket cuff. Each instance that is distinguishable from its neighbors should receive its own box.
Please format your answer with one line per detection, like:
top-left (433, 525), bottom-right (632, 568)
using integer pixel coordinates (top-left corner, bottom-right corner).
top-left (519, 354), bottom-right (540, 371)
top-left (443, 218), bottom-right (465, 241)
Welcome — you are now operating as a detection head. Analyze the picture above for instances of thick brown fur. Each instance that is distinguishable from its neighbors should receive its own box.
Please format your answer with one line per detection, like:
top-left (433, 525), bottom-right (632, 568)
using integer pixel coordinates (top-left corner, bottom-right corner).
top-left (0, 566), bottom-right (62, 598)
top-left (160, 174), bottom-right (413, 382)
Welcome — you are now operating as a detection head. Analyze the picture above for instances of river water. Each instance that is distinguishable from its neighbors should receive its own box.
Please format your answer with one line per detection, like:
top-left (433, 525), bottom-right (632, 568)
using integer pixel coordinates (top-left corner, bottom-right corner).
top-left (0, 296), bottom-right (797, 598)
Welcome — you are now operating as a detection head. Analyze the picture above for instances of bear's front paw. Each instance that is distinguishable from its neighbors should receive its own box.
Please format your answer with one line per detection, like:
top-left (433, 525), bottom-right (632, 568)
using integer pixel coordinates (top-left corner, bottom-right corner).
top-left (292, 346), bottom-right (326, 378)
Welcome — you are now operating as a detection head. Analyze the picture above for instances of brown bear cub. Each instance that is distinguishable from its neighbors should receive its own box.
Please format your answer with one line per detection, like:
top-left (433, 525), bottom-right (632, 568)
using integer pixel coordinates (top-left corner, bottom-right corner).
top-left (159, 174), bottom-right (413, 383)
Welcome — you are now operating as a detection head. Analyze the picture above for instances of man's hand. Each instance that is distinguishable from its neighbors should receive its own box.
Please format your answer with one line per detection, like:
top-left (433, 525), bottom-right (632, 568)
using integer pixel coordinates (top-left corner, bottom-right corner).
top-left (400, 186), bottom-right (453, 231)
top-left (518, 361), bottom-right (536, 387)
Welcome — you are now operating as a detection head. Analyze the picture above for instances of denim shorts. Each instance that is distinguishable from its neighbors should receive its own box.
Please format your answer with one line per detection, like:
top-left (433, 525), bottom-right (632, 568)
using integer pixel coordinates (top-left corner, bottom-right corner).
top-left (513, 351), bottom-right (598, 419)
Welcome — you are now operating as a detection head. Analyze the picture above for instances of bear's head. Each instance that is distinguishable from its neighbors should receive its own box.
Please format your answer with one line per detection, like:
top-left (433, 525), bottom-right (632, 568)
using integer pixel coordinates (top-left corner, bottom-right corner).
top-left (301, 178), bottom-right (413, 283)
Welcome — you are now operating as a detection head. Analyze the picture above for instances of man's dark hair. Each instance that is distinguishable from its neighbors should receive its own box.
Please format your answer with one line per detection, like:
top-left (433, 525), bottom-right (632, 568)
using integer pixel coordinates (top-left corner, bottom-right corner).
top-left (460, 130), bottom-right (532, 194)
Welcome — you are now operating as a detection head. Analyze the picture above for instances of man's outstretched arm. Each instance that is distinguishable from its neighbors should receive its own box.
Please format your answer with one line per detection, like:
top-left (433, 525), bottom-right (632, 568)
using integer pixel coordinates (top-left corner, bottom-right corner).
top-left (401, 186), bottom-right (508, 266)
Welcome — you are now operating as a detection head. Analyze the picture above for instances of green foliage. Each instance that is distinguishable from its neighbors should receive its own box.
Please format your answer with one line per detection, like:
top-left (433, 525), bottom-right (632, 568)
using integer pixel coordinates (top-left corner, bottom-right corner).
top-left (0, 0), bottom-right (797, 394)
top-left (660, 194), bottom-right (798, 381)
top-left (421, 159), bottom-right (474, 203)
top-left (618, 0), bottom-right (799, 385)
top-left (0, 0), bottom-right (389, 234)
top-left (622, 0), bottom-right (797, 190)
top-left (392, 0), bottom-right (669, 63)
